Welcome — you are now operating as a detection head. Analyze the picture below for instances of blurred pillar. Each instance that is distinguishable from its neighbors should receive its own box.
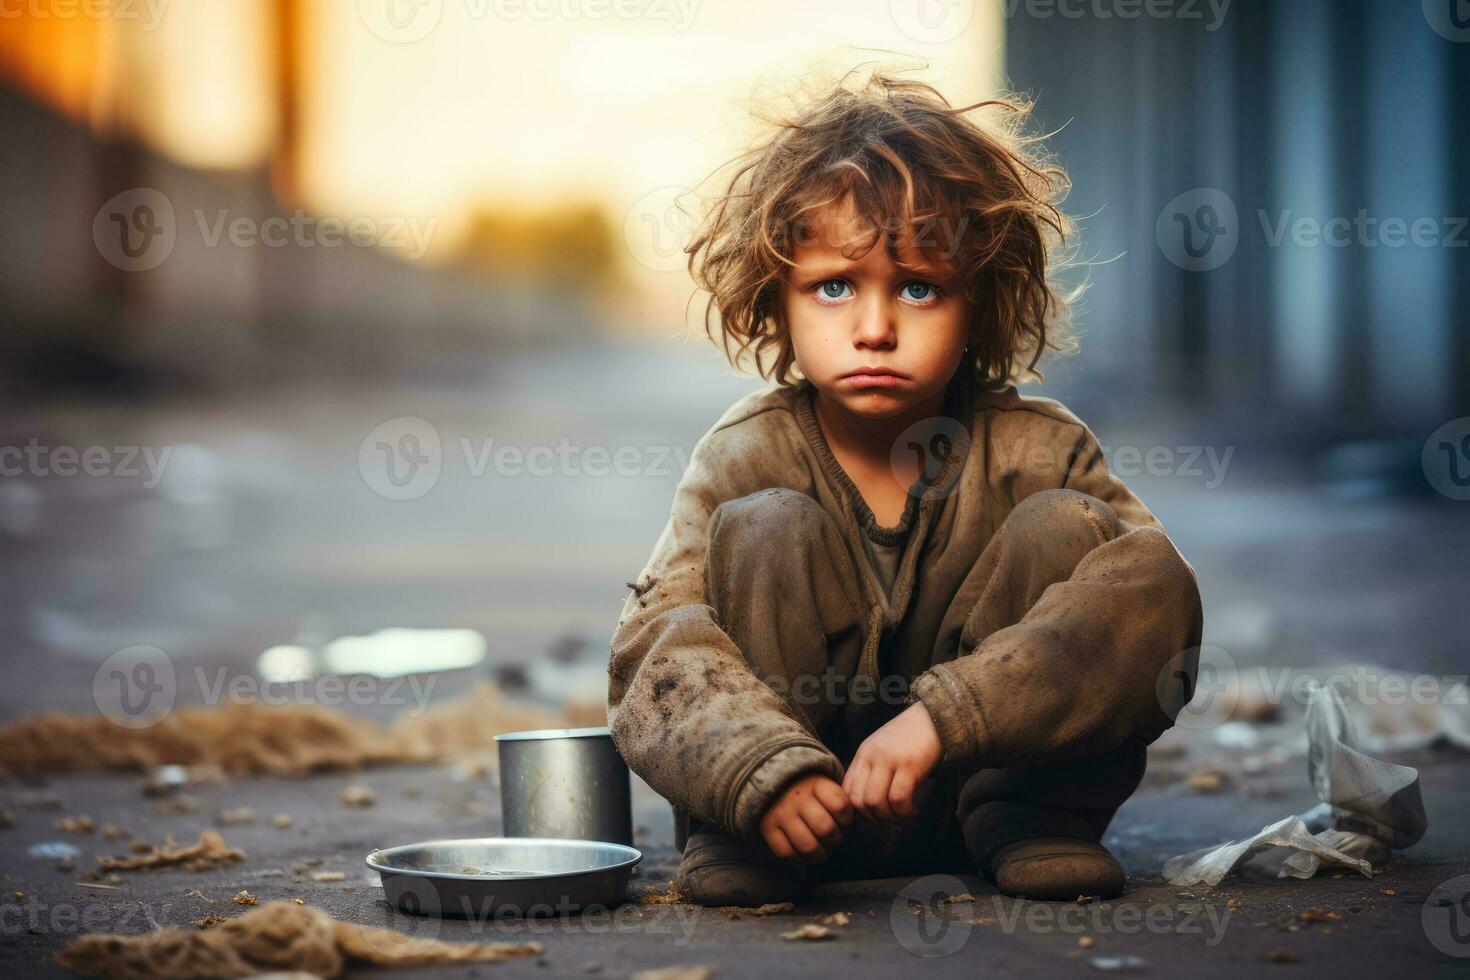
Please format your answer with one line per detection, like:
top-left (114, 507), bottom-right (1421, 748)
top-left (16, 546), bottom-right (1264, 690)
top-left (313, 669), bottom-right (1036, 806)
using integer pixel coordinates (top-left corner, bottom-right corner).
top-left (271, 0), bottom-right (304, 207)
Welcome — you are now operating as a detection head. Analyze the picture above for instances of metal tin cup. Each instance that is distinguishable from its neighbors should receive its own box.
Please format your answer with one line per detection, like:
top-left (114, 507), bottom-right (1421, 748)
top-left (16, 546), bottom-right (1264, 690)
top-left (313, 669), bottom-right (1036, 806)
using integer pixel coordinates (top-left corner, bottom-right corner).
top-left (494, 726), bottom-right (633, 846)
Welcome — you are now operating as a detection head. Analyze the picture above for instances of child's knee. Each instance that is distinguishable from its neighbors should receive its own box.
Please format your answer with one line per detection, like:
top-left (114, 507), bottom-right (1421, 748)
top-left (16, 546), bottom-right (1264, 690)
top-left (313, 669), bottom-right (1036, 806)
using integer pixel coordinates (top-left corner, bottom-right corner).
top-left (707, 487), bottom-right (833, 569)
top-left (1003, 488), bottom-right (1121, 554)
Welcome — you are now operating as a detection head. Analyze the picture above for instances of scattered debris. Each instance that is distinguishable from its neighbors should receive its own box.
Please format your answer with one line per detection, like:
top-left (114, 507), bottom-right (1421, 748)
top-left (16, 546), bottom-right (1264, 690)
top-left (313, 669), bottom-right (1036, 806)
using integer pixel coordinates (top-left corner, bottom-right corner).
top-left (75, 882), bottom-right (120, 891)
top-left (0, 808), bottom-right (13, 829)
top-left (937, 893), bottom-right (977, 905)
top-left (1164, 683), bottom-right (1427, 886)
top-left (780, 924), bottom-right (834, 941)
top-left (21, 793), bottom-right (66, 810)
top-left (820, 912), bottom-right (852, 927)
top-left (1267, 948), bottom-right (1302, 964)
top-left (721, 902), bottom-right (792, 919)
top-left (311, 872), bottom-right (346, 883)
top-left (0, 683), bottom-right (559, 779)
top-left (193, 913), bottom-right (228, 929)
top-left (639, 883), bottom-right (682, 905)
top-left (54, 815), bottom-right (95, 834)
top-left (1079, 936), bottom-right (1096, 948)
top-left (1090, 955), bottom-right (1147, 971)
top-left (1296, 907), bottom-right (1342, 923)
top-left (28, 841), bottom-right (81, 861)
top-left (451, 757), bottom-right (491, 781)
top-left (272, 814), bottom-right (293, 829)
top-left (56, 900), bottom-right (543, 978)
top-left (100, 830), bottom-right (245, 873)
top-left (184, 888), bottom-right (217, 904)
top-left (100, 825), bottom-right (128, 841)
top-left (141, 765), bottom-right (191, 797)
top-left (217, 807), bottom-right (257, 826)
top-left (630, 967), bottom-right (715, 980)
top-left (1186, 769), bottom-right (1229, 794)
top-left (340, 786), bottom-right (376, 808)
top-left (581, 961), bottom-right (605, 973)
top-left (153, 796), bottom-right (198, 816)
top-left (57, 856), bottom-right (76, 872)
top-left (233, 890), bottom-right (258, 906)
top-left (1212, 721), bottom-right (1262, 750)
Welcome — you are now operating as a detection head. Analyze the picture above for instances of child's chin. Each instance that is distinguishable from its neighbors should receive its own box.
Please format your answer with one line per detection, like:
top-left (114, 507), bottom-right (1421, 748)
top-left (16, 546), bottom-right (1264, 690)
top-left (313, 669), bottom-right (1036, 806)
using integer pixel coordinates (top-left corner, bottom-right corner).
top-left (829, 389), bottom-right (919, 418)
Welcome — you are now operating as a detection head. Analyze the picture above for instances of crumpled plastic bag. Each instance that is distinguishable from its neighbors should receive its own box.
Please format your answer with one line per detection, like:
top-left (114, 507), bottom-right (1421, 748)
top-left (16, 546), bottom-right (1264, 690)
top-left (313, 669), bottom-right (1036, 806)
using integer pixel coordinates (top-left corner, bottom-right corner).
top-left (1302, 664), bottom-right (1470, 753)
top-left (1163, 681), bottom-right (1427, 886)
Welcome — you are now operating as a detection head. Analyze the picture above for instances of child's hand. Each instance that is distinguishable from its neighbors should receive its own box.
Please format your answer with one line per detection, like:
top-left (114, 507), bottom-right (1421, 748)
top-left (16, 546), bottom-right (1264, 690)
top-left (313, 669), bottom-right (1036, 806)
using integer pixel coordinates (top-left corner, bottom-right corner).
top-left (758, 773), bottom-right (853, 863)
top-left (842, 702), bottom-right (943, 825)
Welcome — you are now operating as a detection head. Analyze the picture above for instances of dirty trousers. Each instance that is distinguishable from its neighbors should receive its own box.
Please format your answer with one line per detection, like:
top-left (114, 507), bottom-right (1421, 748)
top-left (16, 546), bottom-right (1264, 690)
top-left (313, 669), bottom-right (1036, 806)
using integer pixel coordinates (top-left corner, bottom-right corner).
top-left (684, 487), bottom-right (1148, 880)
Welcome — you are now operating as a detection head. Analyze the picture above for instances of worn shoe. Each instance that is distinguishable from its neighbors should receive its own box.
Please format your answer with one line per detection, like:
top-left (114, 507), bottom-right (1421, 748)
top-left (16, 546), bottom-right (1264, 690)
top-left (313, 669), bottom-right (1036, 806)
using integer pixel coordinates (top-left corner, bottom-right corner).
top-left (986, 837), bottom-right (1125, 900)
top-left (672, 824), bottom-right (809, 907)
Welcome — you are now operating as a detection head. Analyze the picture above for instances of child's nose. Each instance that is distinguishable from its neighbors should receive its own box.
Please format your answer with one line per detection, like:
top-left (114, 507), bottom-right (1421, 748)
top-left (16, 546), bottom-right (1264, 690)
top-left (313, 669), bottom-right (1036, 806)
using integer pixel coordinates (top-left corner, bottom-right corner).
top-left (852, 298), bottom-right (896, 349)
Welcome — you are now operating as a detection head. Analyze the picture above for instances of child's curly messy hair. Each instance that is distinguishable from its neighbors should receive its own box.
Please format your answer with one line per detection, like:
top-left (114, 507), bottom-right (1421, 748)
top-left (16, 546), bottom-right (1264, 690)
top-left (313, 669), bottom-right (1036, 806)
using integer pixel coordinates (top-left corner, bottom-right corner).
top-left (686, 65), bottom-right (1080, 388)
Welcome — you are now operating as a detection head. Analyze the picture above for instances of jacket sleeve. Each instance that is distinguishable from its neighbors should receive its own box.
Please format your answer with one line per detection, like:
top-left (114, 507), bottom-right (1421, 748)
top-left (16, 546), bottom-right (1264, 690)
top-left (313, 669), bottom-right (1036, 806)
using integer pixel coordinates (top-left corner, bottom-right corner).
top-left (909, 420), bottom-right (1205, 773)
top-left (606, 423), bottom-right (844, 843)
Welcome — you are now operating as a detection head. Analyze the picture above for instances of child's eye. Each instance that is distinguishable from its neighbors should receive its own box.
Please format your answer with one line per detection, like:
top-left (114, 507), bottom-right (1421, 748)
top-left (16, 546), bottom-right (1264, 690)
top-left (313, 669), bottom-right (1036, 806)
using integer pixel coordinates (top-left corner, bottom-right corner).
top-left (900, 281), bottom-right (940, 304)
top-left (813, 279), bottom-right (852, 304)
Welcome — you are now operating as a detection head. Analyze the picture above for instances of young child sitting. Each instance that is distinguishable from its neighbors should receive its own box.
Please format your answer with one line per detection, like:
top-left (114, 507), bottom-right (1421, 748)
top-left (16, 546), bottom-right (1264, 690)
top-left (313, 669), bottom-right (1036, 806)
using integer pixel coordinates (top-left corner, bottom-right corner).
top-left (607, 68), bottom-right (1204, 905)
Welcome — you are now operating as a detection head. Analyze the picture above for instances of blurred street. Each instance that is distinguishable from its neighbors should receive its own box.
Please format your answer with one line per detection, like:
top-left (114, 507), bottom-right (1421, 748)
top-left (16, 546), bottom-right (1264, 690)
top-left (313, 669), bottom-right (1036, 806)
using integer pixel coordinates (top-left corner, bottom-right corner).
top-left (2, 338), bottom-right (1466, 720)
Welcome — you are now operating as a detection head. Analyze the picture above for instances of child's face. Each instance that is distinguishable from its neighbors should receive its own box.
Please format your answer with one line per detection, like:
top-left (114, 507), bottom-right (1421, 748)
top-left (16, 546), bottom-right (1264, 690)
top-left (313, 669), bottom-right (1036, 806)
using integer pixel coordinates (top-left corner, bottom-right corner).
top-left (781, 196), bottom-right (969, 423)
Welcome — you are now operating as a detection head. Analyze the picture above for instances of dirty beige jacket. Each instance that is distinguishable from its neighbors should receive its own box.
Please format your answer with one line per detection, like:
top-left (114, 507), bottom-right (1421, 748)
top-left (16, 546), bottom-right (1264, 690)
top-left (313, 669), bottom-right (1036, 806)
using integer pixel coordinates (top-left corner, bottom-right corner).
top-left (607, 375), bottom-right (1203, 843)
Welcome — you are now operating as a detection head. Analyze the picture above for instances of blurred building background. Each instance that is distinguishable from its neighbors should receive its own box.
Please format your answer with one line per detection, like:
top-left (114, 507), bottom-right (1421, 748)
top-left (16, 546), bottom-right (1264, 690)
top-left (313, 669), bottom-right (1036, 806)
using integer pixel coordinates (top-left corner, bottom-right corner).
top-left (0, 0), bottom-right (1464, 722)
top-left (1005, 0), bottom-right (1470, 444)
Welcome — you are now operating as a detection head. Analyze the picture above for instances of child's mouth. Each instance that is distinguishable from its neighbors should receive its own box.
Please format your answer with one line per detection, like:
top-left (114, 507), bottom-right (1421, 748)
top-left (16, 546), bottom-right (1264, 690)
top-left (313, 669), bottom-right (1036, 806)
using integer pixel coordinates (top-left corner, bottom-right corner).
top-left (838, 373), bottom-right (911, 389)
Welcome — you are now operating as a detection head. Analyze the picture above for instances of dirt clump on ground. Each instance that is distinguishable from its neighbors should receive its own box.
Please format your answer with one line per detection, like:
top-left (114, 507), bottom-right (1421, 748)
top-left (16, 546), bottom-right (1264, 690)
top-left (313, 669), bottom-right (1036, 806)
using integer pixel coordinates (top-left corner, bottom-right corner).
top-left (55, 899), bottom-right (542, 979)
top-left (0, 683), bottom-right (559, 778)
top-left (99, 830), bottom-right (245, 873)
